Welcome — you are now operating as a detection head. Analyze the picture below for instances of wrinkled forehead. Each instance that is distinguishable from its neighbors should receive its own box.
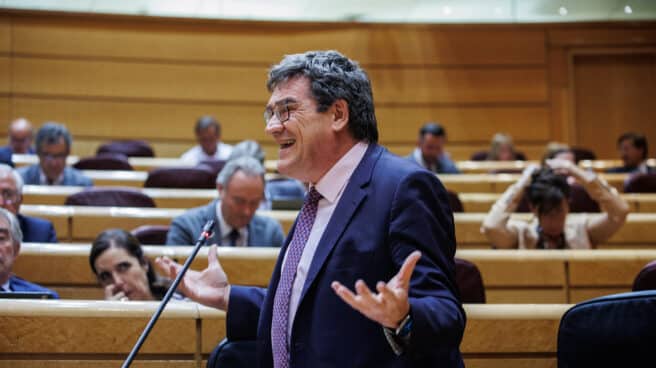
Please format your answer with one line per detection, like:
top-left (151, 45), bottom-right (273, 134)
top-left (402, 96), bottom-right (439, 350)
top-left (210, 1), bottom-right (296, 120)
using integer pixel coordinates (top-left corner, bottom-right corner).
top-left (266, 76), bottom-right (313, 107)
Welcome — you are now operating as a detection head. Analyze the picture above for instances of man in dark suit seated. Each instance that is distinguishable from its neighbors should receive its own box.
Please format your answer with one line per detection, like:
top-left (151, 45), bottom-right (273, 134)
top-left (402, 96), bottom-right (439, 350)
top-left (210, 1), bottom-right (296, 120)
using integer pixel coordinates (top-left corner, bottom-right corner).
top-left (607, 132), bottom-right (655, 174)
top-left (158, 50), bottom-right (464, 367)
top-left (17, 122), bottom-right (92, 186)
top-left (0, 207), bottom-right (59, 298)
top-left (166, 156), bottom-right (284, 247)
top-left (3, 118), bottom-right (36, 155)
top-left (406, 122), bottom-right (460, 174)
top-left (0, 164), bottom-right (57, 243)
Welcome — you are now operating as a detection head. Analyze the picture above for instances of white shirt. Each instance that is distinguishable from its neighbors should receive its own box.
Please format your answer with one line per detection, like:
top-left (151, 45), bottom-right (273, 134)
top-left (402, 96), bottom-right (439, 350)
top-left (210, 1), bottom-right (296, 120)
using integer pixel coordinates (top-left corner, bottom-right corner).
top-left (284, 142), bottom-right (369, 340)
top-left (39, 168), bottom-right (64, 185)
top-left (215, 201), bottom-right (248, 247)
top-left (180, 142), bottom-right (233, 164)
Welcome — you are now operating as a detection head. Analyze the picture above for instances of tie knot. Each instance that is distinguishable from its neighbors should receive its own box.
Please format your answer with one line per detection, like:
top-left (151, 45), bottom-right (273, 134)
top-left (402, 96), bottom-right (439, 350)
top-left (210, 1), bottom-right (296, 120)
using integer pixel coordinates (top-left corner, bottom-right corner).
top-left (305, 187), bottom-right (322, 206)
top-left (228, 228), bottom-right (240, 246)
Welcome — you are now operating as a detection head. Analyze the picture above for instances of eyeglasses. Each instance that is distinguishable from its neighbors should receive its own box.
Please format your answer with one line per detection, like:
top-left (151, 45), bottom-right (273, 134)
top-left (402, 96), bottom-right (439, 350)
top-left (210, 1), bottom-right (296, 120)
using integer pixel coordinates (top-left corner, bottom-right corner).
top-left (39, 152), bottom-right (68, 161)
top-left (263, 103), bottom-right (295, 126)
top-left (0, 189), bottom-right (19, 204)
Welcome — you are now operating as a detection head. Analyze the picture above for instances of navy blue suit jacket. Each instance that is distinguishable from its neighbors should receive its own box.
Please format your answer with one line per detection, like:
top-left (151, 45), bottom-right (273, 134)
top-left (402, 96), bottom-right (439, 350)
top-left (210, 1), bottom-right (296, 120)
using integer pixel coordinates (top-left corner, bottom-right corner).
top-left (0, 146), bottom-right (13, 167)
top-left (18, 214), bottom-right (57, 243)
top-left (8, 275), bottom-right (59, 298)
top-left (227, 144), bottom-right (465, 367)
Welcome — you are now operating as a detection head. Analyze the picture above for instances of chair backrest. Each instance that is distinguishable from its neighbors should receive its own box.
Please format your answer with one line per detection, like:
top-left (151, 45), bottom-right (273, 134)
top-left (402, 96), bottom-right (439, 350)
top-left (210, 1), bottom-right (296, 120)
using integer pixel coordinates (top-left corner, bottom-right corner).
top-left (64, 188), bottom-right (156, 207)
top-left (145, 167), bottom-right (216, 189)
top-left (557, 291), bottom-right (656, 367)
top-left (267, 178), bottom-right (306, 210)
top-left (96, 140), bottom-right (155, 157)
top-left (447, 190), bottom-right (464, 213)
top-left (72, 154), bottom-right (133, 171)
top-left (633, 260), bottom-right (656, 292)
top-left (454, 258), bottom-right (486, 303)
top-left (571, 147), bottom-right (596, 163)
top-left (131, 225), bottom-right (170, 245)
top-left (207, 339), bottom-right (257, 368)
top-left (624, 173), bottom-right (656, 193)
top-left (197, 160), bottom-right (227, 177)
top-left (568, 183), bottom-right (600, 213)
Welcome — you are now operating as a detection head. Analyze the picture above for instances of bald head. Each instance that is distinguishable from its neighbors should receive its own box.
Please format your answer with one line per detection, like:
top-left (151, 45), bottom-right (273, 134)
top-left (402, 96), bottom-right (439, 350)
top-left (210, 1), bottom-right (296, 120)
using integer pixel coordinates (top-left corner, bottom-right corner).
top-left (8, 118), bottom-right (33, 154)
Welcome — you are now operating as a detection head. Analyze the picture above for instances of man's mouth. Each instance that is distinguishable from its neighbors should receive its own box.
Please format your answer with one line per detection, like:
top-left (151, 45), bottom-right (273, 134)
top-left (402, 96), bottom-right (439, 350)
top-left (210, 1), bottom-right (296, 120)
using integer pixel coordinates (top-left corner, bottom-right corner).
top-left (280, 139), bottom-right (295, 149)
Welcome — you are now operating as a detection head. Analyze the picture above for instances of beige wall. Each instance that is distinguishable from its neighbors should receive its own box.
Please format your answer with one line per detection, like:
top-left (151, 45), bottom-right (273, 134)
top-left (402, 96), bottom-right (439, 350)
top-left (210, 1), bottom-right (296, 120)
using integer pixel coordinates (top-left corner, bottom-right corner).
top-left (0, 11), bottom-right (654, 159)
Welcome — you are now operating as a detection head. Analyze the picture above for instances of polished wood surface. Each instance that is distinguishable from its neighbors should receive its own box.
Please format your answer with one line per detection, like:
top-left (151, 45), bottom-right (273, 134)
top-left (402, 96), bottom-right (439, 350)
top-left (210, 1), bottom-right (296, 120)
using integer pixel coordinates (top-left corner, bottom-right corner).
top-left (2, 11), bottom-right (653, 159)
top-left (0, 298), bottom-right (567, 367)
top-left (17, 204), bottom-right (656, 245)
top-left (14, 244), bottom-right (656, 303)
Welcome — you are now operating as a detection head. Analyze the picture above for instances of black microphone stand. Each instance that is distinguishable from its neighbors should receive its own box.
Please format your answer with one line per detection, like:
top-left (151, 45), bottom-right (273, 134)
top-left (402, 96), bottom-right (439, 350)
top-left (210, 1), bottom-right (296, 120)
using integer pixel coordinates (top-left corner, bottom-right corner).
top-left (122, 219), bottom-right (215, 368)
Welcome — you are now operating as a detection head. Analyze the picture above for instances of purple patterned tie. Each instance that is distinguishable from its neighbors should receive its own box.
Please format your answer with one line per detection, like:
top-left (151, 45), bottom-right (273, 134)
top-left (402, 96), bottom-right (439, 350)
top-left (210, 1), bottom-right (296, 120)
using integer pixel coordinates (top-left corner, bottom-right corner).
top-left (271, 187), bottom-right (322, 368)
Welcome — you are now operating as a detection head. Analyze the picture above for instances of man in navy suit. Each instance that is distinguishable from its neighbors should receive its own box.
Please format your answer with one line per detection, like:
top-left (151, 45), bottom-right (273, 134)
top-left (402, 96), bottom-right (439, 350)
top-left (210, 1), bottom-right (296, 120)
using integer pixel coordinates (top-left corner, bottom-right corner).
top-left (158, 50), bottom-right (464, 367)
top-left (166, 156), bottom-right (284, 247)
top-left (0, 164), bottom-right (57, 243)
top-left (0, 207), bottom-right (58, 298)
top-left (18, 122), bottom-right (92, 186)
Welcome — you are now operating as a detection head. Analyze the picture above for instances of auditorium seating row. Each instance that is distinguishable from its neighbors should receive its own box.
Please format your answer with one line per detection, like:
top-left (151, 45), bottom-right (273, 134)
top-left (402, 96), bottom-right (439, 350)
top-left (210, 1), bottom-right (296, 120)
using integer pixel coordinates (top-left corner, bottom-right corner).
top-left (19, 204), bottom-right (656, 247)
top-left (13, 153), bottom-right (655, 174)
top-left (20, 185), bottom-right (656, 212)
top-left (13, 244), bottom-right (656, 303)
top-left (0, 298), bottom-right (568, 368)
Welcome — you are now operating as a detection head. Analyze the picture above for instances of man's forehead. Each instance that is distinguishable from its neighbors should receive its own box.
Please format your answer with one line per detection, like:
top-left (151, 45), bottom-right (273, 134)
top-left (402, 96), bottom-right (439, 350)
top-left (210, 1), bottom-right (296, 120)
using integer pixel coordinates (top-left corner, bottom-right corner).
top-left (267, 76), bottom-right (311, 106)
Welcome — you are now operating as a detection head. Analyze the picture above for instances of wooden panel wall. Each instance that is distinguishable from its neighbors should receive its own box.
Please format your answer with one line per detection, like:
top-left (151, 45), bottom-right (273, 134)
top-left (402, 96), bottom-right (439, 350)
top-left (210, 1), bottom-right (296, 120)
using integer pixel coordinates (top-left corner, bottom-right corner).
top-left (1, 11), bottom-right (655, 159)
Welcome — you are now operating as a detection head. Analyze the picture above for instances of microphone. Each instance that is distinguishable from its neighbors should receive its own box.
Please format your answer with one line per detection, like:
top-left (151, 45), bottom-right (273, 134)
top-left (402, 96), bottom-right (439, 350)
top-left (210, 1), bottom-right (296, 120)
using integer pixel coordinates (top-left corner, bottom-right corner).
top-left (122, 219), bottom-right (215, 368)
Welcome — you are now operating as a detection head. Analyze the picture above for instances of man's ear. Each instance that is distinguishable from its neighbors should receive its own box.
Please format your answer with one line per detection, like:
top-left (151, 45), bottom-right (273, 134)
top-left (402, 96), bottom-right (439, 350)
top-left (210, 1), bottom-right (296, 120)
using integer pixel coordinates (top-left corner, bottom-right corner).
top-left (331, 99), bottom-right (350, 132)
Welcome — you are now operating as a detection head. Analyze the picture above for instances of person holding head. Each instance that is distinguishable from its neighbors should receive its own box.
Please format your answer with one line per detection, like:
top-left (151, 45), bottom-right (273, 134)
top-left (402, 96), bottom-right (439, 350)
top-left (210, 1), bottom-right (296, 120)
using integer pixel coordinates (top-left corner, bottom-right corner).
top-left (90, 229), bottom-right (178, 301)
top-left (407, 122), bottom-right (460, 174)
top-left (0, 164), bottom-right (57, 243)
top-left (5, 118), bottom-right (35, 154)
top-left (482, 159), bottom-right (629, 249)
top-left (0, 208), bottom-right (59, 297)
top-left (166, 156), bottom-right (284, 247)
top-left (607, 132), bottom-right (654, 174)
top-left (157, 50), bottom-right (464, 367)
top-left (17, 122), bottom-right (92, 186)
top-left (486, 133), bottom-right (522, 161)
top-left (541, 142), bottom-right (575, 166)
top-left (180, 115), bottom-right (233, 164)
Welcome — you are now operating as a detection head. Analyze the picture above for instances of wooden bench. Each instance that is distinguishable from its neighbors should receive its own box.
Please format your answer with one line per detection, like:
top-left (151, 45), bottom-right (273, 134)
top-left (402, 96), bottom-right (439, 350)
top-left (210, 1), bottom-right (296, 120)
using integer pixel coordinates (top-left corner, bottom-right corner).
top-left (18, 205), bottom-right (656, 246)
top-left (458, 192), bottom-right (656, 213)
top-left (438, 173), bottom-right (627, 193)
top-left (23, 186), bottom-right (656, 212)
top-left (0, 299), bottom-right (567, 368)
top-left (13, 244), bottom-right (656, 303)
top-left (19, 205), bottom-right (298, 242)
top-left (22, 185), bottom-right (217, 209)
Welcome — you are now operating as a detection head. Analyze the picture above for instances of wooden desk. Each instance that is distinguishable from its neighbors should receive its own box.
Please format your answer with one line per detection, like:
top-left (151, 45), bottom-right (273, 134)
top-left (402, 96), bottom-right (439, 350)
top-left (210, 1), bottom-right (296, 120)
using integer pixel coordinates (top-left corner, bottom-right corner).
top-left (14, 244), bottom-right (656, 303)
top-left (438, 173), bottom-right (627, 193)
top-left (18, 205), bottom-right (656, 246)
top-left (0, 299), bottom-right (567, 368)
top-left (458, 192), bottom-right (656, 213)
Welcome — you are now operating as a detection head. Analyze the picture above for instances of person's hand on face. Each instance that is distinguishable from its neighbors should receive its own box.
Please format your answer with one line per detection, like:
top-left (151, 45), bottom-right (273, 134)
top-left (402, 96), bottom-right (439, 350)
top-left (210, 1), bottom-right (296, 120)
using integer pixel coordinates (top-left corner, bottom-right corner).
top-left (104, 283), bottom-right (128, 302)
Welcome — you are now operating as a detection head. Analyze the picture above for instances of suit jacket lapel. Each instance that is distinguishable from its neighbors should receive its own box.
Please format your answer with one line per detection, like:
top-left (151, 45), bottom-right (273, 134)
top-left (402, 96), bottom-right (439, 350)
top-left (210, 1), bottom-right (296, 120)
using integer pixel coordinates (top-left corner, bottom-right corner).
top-left (299, 144), bottom-right (382, 301)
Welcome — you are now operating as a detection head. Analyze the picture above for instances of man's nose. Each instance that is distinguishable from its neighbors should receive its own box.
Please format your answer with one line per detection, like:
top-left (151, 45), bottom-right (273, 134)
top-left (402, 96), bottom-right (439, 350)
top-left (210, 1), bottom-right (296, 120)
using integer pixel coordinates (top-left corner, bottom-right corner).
top-left (265, 120), bottom-right (284, 135)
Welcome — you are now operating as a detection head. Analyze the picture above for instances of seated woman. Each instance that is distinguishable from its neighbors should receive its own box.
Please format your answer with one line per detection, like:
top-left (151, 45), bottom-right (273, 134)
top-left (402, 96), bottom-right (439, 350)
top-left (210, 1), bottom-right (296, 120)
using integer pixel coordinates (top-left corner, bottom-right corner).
top-left (486, 133), bottom-right (523, 161)
top-left (482, 160), bottom-right (629, 249)
top-left (90, 229), bottom-right (177, 301)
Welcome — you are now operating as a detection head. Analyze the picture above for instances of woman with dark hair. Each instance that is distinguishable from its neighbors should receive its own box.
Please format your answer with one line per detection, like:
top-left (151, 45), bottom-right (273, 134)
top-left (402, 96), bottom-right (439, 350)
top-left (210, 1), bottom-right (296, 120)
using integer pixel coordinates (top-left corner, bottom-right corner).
top-left (90, 229), bottom-right (173, 301)
top-left (482, 159), bottom-right (629, 249)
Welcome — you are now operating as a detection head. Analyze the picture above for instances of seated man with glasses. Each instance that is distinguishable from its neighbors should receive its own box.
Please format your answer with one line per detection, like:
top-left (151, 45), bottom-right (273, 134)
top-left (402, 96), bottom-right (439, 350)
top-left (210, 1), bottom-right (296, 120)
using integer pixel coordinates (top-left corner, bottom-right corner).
top-left (0, 164), bottom-right (57, 243)
top-left (17, 122), bottom-right (92, 186)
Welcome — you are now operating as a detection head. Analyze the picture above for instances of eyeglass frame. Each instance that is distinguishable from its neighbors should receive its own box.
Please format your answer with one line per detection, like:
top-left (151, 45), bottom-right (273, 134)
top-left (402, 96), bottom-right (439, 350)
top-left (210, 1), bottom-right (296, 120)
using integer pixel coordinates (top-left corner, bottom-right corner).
top-left (263, 100), bottom-right (299, 127)
top-left (0, 189), bottom-right (20, 204)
